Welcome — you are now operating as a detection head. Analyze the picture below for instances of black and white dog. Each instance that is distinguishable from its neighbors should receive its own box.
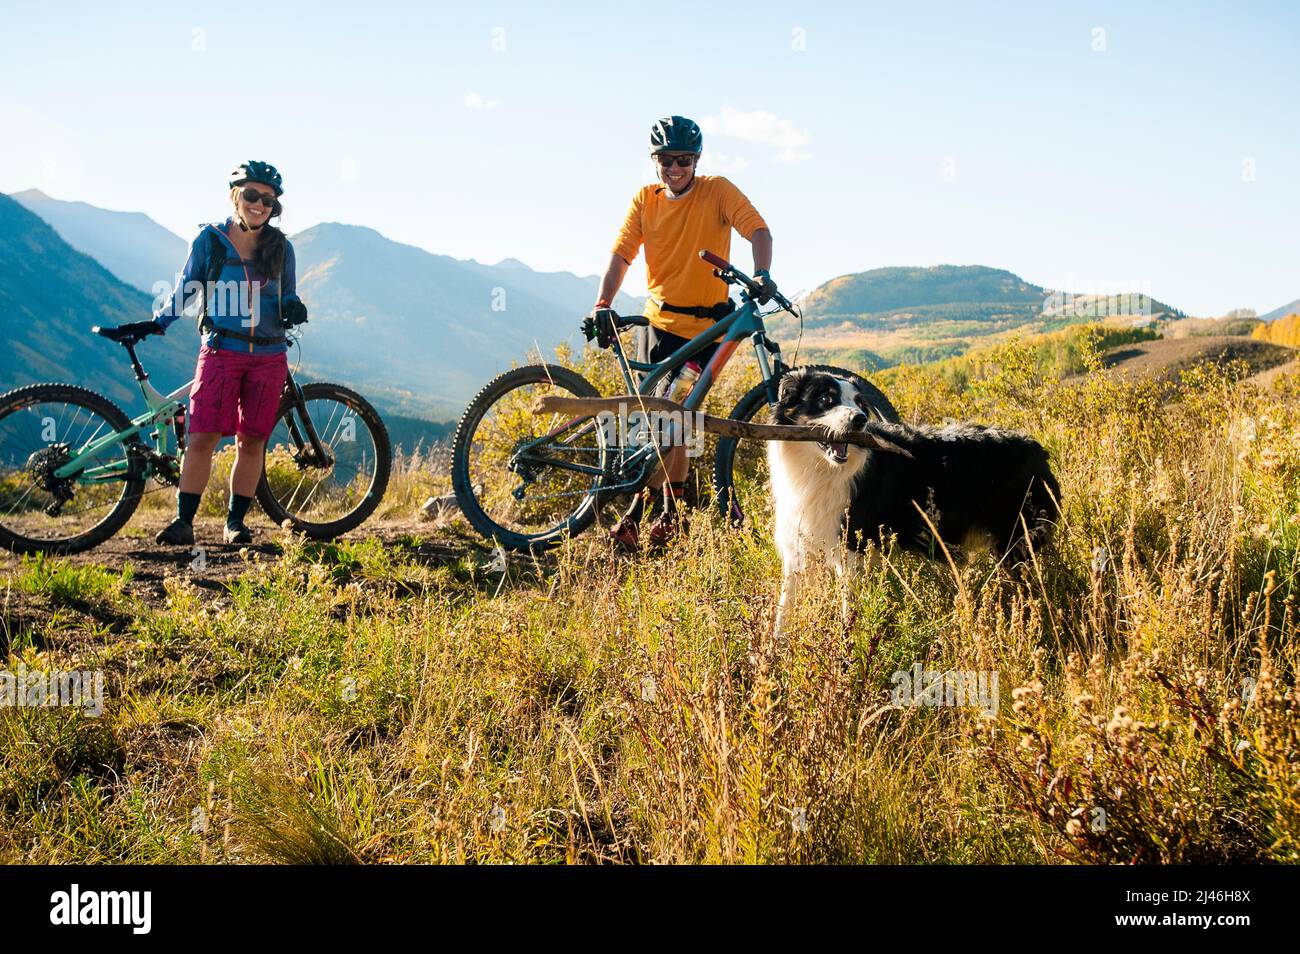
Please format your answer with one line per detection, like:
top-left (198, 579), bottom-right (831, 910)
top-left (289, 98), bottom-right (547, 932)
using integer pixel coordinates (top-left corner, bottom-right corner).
top-left (768, 366), bottom-right (1060, 634)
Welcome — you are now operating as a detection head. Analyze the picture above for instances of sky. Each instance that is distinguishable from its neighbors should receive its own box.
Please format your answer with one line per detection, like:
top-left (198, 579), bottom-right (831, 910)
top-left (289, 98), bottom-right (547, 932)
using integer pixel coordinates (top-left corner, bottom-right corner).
top-left (1, 0), bottom-right (1297, 315)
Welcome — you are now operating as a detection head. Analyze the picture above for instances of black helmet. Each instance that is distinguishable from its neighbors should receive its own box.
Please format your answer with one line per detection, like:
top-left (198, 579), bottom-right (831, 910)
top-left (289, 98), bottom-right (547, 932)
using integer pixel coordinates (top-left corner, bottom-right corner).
top-left (229, 160), bottom-right (283, 196)
top-left (649, 116), bottom-right (702, 154)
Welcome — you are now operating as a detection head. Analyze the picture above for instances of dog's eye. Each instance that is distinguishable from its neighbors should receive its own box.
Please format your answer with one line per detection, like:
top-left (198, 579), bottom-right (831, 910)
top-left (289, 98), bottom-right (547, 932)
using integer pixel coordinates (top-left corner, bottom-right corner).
top-left (820, 392), bottom-right (836, 408)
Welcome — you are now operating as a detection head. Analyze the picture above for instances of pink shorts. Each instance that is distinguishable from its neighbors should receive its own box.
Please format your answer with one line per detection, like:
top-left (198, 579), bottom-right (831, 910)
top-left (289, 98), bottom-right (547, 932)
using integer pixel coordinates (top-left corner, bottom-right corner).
top-left (187, 345), bottom-right (289, 439)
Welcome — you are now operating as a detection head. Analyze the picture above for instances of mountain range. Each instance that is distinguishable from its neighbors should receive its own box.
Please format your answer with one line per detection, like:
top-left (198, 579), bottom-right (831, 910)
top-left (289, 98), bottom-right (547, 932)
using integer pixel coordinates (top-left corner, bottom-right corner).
top-left (289, 222), bottom-right (640, 418)
top-left (11, 189), bottom-right (187, 295)
top-left (770, 264), bottom-right (1187, 367)
top-left (0, 193), bottom-right (197, 410)
top-left (1261, 299), bottom-right (1300, 323)
top-left (5, 189), bottom-right (1292, 424)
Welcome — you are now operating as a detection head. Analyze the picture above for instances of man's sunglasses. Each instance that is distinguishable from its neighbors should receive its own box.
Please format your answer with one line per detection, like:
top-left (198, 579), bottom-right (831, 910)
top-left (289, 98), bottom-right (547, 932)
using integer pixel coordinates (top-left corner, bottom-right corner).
top-left (654, 153), bottom-right (698, 168)
top-left (240, 187), bottom-right (278, 208)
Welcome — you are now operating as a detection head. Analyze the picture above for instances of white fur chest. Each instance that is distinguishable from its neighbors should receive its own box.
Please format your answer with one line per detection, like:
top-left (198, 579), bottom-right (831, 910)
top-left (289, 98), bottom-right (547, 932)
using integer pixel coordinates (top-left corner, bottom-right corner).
top-left (766, 441), bottom-right (864, 572)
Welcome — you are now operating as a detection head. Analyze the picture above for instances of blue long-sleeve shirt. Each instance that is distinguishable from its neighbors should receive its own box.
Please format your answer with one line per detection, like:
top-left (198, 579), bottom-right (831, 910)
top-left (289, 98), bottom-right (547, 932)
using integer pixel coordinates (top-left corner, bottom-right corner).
top-left (153, 219), bottom-right (300, 355)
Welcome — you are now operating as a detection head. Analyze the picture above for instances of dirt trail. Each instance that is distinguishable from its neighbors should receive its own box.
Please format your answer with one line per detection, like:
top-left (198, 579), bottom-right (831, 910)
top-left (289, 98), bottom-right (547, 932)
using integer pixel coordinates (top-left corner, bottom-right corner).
top-left (0, 515), bottom-right (478, 605)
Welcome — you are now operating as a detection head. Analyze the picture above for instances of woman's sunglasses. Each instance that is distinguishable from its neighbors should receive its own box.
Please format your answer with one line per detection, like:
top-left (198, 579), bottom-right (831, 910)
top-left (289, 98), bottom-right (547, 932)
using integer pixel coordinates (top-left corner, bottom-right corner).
top-left (654, 153), bottom-right (697, 168)
top-left (240, 187), bottom-right (278, 208)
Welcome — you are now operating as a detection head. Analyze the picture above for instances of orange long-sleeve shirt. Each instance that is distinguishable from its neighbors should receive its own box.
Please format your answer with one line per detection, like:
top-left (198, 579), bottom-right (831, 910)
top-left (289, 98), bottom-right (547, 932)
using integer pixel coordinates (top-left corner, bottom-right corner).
top-left (612, 176), bottom-right (768, 339)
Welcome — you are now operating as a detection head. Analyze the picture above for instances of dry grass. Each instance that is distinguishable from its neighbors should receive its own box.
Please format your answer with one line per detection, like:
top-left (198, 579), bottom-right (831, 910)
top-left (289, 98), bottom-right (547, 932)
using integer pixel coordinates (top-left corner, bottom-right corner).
top-left (1, 336), bottom-right (1298, 864)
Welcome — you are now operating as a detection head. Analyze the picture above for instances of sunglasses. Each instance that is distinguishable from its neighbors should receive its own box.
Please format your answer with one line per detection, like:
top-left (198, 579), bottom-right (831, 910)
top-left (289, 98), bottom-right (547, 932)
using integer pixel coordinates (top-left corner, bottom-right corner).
top-left (240, 187), bottom-right (277, 208)
top-left (654, 153), bottom-right (697, 168)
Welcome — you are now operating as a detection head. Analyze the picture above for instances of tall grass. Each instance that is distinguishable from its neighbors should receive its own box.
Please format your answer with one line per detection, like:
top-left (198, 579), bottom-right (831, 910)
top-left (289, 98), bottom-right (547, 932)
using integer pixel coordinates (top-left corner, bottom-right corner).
top-left (2, 336), bottom-right (1298, 863)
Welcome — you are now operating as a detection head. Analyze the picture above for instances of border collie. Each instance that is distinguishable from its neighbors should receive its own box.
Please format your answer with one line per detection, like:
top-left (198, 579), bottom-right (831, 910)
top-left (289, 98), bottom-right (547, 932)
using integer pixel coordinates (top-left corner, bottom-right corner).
top-left (768, 366), bottom-right (1060, 634)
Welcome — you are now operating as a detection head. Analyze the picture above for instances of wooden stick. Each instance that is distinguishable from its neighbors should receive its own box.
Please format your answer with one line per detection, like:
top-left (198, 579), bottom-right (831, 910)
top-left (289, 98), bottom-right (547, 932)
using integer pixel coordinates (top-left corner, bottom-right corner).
top-left (533, 394), bottom-right (912, 456)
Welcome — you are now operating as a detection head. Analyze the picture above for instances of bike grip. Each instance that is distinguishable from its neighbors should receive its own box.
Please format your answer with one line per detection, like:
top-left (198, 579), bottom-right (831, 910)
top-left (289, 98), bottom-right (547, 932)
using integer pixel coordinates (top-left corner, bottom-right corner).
top-left (699, 250), bottom-right (730, 270)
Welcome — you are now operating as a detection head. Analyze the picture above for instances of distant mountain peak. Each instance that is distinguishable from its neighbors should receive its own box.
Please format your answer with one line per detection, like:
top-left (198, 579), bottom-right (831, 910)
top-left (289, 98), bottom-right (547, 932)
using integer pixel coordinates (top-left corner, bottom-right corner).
top-left (493, 257), bottom-right (531, 271)
top-left (295, 221), bottom-right (386, 240)
top-left (9, 189), bottom-right (187, 294)
top-left (1261, 297), bottom-right (1300, 323)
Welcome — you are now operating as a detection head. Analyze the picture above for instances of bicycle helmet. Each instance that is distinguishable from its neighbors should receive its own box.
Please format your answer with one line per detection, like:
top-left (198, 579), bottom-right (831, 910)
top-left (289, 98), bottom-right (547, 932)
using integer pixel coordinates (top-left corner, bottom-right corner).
top-left (649, 116), bottom-right (703, 154)
top-left (229, 160), bottom-right (284, 196)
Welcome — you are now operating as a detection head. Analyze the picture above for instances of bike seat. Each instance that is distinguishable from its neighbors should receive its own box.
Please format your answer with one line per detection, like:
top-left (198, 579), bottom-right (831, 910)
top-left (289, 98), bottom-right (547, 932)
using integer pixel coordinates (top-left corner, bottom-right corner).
top-left (92, 325), bottom-right (144, 344)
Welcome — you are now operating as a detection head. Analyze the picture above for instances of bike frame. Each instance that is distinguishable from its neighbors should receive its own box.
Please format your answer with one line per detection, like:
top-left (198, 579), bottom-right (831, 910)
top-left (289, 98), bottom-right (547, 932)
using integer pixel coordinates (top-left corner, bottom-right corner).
top-left (515, 290), bottom-right (785, 488)
top-left (53, 374), bottom-right (190, 483)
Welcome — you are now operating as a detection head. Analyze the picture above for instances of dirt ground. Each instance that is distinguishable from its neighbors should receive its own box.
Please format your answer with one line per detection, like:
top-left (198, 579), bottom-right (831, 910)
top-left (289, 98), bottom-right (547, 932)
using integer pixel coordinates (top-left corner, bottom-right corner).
top-left (0, 513), bottom-right (479, 606)
top-left (1094, 335), bottom-right (1294, 381)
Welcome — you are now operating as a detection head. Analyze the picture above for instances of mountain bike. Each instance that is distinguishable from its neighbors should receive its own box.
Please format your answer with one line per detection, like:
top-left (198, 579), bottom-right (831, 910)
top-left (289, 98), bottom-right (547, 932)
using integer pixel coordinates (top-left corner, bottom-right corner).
top-left (0, 325), bottom-right (392, 555)
top-left (451, 251), bottom-right (898, 552)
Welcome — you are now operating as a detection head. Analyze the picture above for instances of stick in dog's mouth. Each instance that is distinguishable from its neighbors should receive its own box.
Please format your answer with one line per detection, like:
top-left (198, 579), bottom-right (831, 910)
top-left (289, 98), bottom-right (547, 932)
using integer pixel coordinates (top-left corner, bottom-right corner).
top-left (814, 424), bottom-right (913, 462)
top-left (817, 441), bottom-right (851, 463)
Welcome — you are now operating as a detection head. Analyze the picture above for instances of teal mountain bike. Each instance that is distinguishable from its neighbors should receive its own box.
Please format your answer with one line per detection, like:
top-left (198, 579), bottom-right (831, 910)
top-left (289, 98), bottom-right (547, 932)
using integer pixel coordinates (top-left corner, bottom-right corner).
top-left (451, 251), bottom-right (898, 552)
top-left (0, 325), bottom-right (392, 554)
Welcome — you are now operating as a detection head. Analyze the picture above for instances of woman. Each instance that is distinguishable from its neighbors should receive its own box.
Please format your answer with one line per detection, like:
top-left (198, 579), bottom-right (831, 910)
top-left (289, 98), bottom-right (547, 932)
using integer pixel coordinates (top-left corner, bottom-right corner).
top-left (124, 161), bottom-right (306, 546)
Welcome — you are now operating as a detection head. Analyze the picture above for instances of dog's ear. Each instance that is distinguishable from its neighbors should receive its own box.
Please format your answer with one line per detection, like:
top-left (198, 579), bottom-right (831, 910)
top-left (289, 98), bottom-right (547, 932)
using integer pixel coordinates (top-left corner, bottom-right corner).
top-left (777, 370), bottom-right (801, 405)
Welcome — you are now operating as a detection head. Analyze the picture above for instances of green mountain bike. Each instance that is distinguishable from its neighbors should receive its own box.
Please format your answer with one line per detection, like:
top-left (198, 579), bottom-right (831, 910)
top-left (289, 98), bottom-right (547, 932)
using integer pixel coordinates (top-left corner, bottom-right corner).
top-left (0, 325), bottom-right (392, 555)
top-left (451, 251), bottom-right (898, 552)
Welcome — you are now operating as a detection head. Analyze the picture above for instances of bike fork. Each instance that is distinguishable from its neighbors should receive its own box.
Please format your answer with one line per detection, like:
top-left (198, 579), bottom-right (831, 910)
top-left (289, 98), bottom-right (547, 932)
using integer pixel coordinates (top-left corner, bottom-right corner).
top-left (283, 376), bottom-right (332, 466)
top-left (752, 332), bottom-right (785, 404)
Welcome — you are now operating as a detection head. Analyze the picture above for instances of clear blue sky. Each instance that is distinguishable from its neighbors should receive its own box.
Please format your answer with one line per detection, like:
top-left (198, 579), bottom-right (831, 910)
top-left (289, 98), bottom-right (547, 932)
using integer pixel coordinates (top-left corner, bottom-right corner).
top-left (2, 0), bottom-right (1297, 314)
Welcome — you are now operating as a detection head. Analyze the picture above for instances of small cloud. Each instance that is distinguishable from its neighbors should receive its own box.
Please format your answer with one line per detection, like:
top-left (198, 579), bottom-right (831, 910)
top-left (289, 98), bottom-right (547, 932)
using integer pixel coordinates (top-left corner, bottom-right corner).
top-left (464, 91), bottom-right (499, 110)
top-left (699, 151), bottom-right (749, 174)
top-left (701, 105), bottom-right (811, 160)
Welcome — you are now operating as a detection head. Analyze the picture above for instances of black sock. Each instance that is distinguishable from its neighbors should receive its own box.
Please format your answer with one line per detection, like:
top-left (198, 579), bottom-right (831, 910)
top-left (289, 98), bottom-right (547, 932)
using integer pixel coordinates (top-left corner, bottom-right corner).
top-left (227, 494), bottom-right (253, 529)
top-left (176, 491), bottom-right (201, 525)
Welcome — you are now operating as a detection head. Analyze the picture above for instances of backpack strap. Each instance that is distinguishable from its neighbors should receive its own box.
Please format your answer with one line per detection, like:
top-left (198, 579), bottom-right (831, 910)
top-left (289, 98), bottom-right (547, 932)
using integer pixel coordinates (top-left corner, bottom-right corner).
top-left (196, 226), bottom-right (236, 334)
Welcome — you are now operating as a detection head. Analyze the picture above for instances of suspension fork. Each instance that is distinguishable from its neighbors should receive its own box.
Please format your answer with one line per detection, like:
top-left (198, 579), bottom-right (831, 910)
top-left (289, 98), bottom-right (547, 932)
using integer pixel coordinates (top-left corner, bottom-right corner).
top-left (751, 331), bottom-right (786, 404)
top-left (282, 373), bottom-right (333, 467)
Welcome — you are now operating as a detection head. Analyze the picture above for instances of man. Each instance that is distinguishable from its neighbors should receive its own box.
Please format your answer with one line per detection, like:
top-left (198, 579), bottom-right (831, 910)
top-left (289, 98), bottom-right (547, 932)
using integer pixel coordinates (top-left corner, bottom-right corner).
top-left (589, 115), bottom-right (776, 551)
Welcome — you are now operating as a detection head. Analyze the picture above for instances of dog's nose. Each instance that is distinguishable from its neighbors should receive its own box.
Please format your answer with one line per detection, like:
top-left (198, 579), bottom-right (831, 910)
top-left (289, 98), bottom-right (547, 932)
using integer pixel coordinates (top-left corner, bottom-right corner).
top-left (850, 411), bottom-right (868, 429)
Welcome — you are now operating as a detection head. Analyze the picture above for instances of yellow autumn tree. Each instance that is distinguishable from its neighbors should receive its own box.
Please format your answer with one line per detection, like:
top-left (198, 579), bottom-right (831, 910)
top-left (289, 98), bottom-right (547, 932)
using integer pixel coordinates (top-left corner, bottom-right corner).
top-left (1252, 313), bottom-right (1300, 347)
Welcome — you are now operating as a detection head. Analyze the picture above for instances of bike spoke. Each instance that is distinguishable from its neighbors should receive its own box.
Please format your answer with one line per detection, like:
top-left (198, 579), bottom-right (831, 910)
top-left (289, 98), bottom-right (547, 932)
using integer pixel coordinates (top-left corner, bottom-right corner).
top-left (465, 377), bottom-right (607, 538)
top-left (261, 394), bottom-right (383, 529)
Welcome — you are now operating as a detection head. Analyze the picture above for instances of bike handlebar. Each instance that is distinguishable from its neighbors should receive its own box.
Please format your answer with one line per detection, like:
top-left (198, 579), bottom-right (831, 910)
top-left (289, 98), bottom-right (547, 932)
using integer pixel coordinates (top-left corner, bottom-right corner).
top-left (699, 249), bottom-right (730, 271)
top-left (697, 250), bottom-right (796, 313)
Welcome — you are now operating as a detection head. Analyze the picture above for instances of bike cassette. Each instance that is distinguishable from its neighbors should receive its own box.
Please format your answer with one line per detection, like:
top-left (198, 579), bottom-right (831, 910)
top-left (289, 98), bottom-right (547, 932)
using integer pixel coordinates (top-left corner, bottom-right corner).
top-left (25, 443), bottom-right (75, 515)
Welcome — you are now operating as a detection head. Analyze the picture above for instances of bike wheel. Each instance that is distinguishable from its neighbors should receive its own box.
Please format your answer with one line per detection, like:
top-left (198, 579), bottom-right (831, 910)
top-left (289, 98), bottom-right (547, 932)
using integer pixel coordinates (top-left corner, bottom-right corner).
top-left (712, 369), bottom-right (900, 530)
top-left (452, 364), bottom-right (609, 552)
top-left (255, 382), bottom-right (392, 539)
top-left (0, 383), bottom-right (145, 555)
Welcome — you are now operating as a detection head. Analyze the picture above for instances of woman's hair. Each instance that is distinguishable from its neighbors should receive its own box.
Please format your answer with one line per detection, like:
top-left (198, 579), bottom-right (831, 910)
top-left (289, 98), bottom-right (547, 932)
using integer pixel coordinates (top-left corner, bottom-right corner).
top-left (231, 188), bottom-right (287, 279)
